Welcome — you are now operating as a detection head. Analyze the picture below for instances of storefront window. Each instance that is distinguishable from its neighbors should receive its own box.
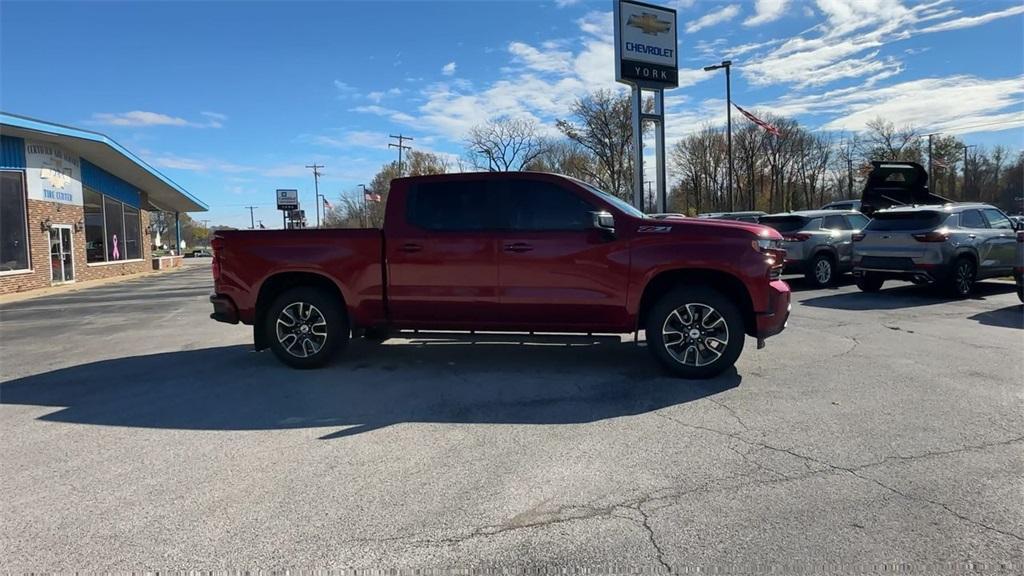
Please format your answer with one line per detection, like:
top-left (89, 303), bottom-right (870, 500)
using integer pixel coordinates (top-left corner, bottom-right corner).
top-left (124, 206), bottom-right (141, 260)
top-left (103, 196), bottom-right (125, 261)
top-left (0, 171), bottom-right (30, 272)
top-left (84, 188), bottom-right (105, 263)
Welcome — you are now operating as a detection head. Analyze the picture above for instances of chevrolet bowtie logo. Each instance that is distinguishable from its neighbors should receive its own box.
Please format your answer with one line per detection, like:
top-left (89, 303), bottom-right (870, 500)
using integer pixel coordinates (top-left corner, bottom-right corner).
top-left (627, 12), bottom-right (671, 35)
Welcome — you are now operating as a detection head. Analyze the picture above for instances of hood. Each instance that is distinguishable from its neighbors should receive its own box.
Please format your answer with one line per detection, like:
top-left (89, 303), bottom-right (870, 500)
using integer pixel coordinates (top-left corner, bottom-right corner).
top-left (639, 215), bottom-right (780, 239)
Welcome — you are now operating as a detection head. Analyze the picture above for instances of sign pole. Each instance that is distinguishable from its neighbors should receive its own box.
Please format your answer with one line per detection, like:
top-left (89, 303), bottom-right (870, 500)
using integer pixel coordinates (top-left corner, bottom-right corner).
top-left (654, 89), bottom-right (667, 213)
top-left (631, 85), bottom-right (644, 211)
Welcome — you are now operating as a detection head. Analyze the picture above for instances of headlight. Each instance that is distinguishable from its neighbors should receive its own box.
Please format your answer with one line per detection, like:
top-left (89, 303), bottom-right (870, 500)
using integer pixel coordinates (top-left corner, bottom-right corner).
top-left (754, 238), bottom-right (781, 251)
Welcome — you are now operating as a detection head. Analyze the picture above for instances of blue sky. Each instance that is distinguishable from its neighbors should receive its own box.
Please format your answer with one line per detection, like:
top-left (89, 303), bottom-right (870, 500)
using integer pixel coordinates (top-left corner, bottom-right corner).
top-left (2, 0), bottom-right (1022, 229)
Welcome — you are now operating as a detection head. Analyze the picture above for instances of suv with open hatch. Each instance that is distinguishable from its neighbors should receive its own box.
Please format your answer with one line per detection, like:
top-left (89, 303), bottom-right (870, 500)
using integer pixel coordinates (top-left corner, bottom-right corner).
top-left (852, 203), bottom-right (1019, 297)
top-left (210, 172), bottom-right (791, 379)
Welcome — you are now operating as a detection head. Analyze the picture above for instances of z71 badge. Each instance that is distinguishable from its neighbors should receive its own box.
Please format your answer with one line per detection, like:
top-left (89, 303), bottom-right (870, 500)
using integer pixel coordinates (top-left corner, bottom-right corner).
top-left (637, 225), bottom-right (672, 233)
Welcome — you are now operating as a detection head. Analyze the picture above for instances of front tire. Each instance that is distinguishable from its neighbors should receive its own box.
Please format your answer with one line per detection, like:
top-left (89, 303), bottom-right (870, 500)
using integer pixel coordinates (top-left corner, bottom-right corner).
top-left (646, 287), bottom-right (745, 379)
top-left (265, 287), bottom-right (348, 368)
top-left (805, 253), bottom-right (835, 287)
top-left (945, 257), bottom-right (975, 298)
top-left (856, 273), bottom-right (884, 292)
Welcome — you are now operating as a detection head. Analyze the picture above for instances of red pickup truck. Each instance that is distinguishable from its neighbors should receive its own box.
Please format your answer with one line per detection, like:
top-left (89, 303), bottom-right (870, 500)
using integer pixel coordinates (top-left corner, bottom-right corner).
top-left (210, 172), bottom-right (790, 378)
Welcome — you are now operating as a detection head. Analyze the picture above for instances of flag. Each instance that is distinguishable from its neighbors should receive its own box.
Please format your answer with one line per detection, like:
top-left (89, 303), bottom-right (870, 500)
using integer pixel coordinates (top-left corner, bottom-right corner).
top-left (933, 158), bottom-right (948, 169)
top-left (323, 197), bottom-right (332, 210)
top-left (364, 190), bottom-right (382, 202)
top-left (733, 104), bottom-right (781, 137)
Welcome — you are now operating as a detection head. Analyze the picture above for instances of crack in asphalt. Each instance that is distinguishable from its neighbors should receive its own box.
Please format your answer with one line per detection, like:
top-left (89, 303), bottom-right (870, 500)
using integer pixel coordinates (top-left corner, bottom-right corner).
top-left (654, 412), bottom-right (1024, 543)
top-left (636, 503), bottom-right (671, 573)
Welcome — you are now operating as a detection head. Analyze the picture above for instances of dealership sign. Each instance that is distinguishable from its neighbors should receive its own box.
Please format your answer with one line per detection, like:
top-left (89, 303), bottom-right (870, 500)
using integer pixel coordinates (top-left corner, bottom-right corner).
top-left (276, 188), bottom-right (298, 211)
top-left (614, 0), bottom-right (679, 88)
top-left (25, 140), bottom-right (83, 206)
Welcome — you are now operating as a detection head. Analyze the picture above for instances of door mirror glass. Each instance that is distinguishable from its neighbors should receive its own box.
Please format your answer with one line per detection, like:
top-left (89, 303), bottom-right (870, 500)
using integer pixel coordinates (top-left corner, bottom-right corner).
top-left (592, 211), bottom-right (615, 232)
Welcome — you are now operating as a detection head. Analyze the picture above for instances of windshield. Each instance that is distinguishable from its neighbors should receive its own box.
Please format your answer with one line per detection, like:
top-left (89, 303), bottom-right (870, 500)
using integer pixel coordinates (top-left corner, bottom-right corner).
top-left (759, 216), bottom-right (808, 233)
top-left (866, 211), bottom-right (948, 231)
top-left (572, 179), bottom-right (646, 218)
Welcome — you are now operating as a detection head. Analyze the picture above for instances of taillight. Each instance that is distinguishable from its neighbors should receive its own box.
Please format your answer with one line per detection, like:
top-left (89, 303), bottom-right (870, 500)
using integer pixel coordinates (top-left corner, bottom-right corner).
top-left (852, 232), bottom-right (866, 242)
top-left (783, 233), bottom-right (811, 242)
top-left (912, 228), bottom-right (950, 242)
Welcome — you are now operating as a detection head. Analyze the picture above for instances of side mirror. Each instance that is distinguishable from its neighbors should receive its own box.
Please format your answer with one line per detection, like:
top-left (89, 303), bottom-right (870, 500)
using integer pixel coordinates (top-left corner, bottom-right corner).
top-left (592, 211), bottom-right (615, 235)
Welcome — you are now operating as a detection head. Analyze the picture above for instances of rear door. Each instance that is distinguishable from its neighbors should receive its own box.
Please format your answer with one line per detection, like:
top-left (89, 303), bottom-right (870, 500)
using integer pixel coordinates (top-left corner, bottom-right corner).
top-left (385, 179), bottom-right (500, 327)
top-left (981, 208), bottom-right (1017, 273)
top-left (495, 178), bottom-right (629, 330)
top-left (822, 214), bottom-right (854, 267)
top-left (959, 209), bottom-right (998, 275)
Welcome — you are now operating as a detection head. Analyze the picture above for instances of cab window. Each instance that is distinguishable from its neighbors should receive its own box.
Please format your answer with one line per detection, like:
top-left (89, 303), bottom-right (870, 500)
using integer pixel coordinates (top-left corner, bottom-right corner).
top-left (959, 210), bottom-right (988, 229)
top-left (502, 180), bottom-right (594, 231)
top-left (407, 180), bottom-right (498, 231)
top-left (822, 214), bottom-right (849, 230)
top-left (982, 208), bottom-right (1013, 230)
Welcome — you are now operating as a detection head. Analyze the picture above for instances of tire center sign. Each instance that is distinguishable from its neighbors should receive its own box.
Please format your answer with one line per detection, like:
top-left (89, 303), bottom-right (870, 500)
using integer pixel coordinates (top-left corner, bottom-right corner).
top-left (614, 0), bottom-right (679, 88)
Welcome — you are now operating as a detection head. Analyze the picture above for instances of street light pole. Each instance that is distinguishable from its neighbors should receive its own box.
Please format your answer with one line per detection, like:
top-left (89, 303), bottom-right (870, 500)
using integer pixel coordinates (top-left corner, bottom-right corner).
top-left (704, 60), bottom-right (734, 211)
top-left (961, 144), bottom-right (976, 201)
top-left (359, 184), bottom-right (369, 228)
top-left (306, 163), bottom-right (324, 228)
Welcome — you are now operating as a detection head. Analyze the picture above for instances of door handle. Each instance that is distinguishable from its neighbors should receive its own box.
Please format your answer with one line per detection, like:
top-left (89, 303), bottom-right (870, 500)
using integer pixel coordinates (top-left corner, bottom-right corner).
top-left (503, 243), bottom-right (533, 253)
top-left (968, 234), bottom-right (976, 239)
top-left (399, 243), bottom-right (422, 253)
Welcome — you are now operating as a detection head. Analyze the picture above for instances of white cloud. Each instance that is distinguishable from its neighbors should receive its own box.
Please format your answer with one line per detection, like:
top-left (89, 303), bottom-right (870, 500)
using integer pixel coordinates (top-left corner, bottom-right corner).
top-left (442, 61), bottom-right (457, 76)
top-left (745, 0), bottom-right (788, 27)
top-left (91, 110), bottom-right (223, 128)
top-left (554, 0), bottom-right (582, 7)
top-left (917, 4), bottom-right (1024, 34)
top-left (150, 154), bottom-right (252, 173)
top-left (685, 4), bottom-right (741, 34)
top-left (302, 130), bottom-right (387, 149)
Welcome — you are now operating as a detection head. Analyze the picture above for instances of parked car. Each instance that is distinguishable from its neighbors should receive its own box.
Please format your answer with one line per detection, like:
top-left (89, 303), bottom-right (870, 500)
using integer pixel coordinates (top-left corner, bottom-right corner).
top-left (820, 199), bottom-right (862, 212)
top-left (759, 210), bottom-right (871, 287)
top-left (1009, 215), bottom-right (1024, 230)
top-left (210, 172), bottom-right (791, 378)
top-left (852, 203), bottom-right (1018, 297)
top-left (191, 248), bottom-right (212, 258)
top-left (1016, 229), bottom-right (1023, 303)
top-left (697, 211), bottom-right (766, 223)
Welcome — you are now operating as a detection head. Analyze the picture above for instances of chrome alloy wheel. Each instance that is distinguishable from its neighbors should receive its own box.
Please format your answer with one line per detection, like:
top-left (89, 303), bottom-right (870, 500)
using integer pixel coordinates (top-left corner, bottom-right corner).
top-left (661, 303), bottom-right (730, 367)
top-left (275, 302), bottom-right (328, 358)
top-left (815, 258), bottom-right (833, 284)
top-left (955, 260), bottom-right (973, 295)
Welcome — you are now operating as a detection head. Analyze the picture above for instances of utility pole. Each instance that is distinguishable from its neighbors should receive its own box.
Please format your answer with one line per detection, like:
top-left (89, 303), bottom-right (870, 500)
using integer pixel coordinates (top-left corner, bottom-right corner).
top-left (962, 144), bottom-right (976, 201)
top-left (388, 134), bottom-right (413, 176)
top-left (704, 60), bottom-right (734, 211)
top-left (245, 206), bottom-right (257, 229)
top-left (306, 163), bottom-right (324, 228)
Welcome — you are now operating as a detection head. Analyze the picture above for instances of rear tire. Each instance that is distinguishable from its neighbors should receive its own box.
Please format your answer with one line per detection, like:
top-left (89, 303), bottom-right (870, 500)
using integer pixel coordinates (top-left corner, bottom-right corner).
top-left (265, 286), bottom-right (348, 369)
top-left (856, 273), bottom-right (884, 292)
top-left (945, 257), bottom-right (975, 298)
top-left (805, 253), bottom-right (836, 287)
top-left (646, 287), bottom-right (745, 379)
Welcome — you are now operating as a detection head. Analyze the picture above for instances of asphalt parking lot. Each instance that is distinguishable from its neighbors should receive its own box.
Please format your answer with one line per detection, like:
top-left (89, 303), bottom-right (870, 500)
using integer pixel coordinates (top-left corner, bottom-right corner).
top-left (1, 262), bottom-right (1022, 572)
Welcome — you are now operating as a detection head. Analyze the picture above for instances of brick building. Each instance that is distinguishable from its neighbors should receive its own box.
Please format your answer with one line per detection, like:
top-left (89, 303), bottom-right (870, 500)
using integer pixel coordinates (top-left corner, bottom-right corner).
top-left (0, 113), bottom-right (206, 295)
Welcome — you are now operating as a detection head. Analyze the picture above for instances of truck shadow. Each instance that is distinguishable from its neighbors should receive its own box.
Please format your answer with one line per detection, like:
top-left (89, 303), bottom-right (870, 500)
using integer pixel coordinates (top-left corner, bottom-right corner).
top-left (801, 281), bottom-right (1016, 311)
top-left (0, 335), bottom-right (741, 440)
top-left (968, 305), bottom-right (1024, 329)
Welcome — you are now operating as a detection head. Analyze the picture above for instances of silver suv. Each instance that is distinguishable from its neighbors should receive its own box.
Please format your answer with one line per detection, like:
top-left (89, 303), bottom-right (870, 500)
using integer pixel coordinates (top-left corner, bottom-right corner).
top-left (852, 203), bottom-right (1019, 297)
top-left (760, 210), bottom-right (871, 288)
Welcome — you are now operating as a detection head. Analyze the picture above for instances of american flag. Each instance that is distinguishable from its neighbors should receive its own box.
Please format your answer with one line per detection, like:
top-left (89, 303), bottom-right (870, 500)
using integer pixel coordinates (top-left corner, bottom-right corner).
top-left (364, 190), bottom-right (382, 202)
top-left (733, 104), bottom-right (781, 137)
top-left (322, 197), bottom-right (333, 210)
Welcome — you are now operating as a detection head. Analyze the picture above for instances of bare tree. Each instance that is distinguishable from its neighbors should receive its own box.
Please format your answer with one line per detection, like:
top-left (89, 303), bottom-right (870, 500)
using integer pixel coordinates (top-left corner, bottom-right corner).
top-left (861, 117), bottom-right (923, 163)
top-left (465, 117), bottom-right (547, 171)
top-left (556, 89), bottom-right (650, 200)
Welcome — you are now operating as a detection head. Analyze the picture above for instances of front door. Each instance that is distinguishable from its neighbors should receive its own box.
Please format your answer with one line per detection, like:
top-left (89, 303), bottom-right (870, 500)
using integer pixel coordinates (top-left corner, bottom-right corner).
top-left (49, 226), bottom-right (74, 284)
top-left (496, 178), bottom-right (630, 330)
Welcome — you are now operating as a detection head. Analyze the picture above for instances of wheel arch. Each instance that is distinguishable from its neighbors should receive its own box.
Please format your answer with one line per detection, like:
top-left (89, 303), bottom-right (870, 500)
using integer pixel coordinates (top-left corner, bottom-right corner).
top-left (637, 268), bottom-right (756, 337)
top-left (253, 271), bottom-right (348, 351)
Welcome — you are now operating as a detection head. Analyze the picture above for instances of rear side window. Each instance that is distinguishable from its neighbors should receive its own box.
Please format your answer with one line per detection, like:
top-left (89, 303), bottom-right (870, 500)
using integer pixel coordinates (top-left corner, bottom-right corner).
top-left (866, 211), bottom-right (947, 231)
top-left (846, 214), bottom-right (870, 230)
top-left (407, 181), bottom-right (496, 231)
top-left (759, 216), bottom-right (808, 233)
top-left (503, 180), bottom-right (594, 231)
top-left (822, 214), bottom-right (849, 230)
top-left (959, 210), bottom-right (988, 229)
top-left (982, 208), bottom-right (1013, 230)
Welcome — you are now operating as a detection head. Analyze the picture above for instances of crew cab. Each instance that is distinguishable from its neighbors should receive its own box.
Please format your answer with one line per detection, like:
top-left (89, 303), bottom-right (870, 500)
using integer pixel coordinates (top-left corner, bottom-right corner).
top-left (210, 172), bottom-right (791, 378)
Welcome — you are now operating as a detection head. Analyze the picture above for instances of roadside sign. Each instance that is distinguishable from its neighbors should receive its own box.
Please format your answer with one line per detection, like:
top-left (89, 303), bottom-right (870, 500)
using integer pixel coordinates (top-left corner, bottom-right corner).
top-left (276, 188), bottom-right (299, 211)
top-left (289, 209), bottom-right (305, 220)
top-left (614, 0), bottom-right (679, 88)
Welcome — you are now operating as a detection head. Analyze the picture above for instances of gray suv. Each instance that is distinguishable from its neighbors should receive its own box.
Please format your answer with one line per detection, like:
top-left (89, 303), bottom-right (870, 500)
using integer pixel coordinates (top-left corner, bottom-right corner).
top-left (760, 210), bottom-right (871, 287)
top-left (852, 203), bottom-right (1018, 297)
